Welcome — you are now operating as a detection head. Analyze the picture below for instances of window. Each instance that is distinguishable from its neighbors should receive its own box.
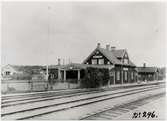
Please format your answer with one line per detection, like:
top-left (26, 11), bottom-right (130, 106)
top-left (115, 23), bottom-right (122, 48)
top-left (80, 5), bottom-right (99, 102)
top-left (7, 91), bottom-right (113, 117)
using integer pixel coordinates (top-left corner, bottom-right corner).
top-left (124, 71), bottom-right (128, 80)
top-left (131, 72), bottom-right (134, 80)
top-left (98, 59), bottom-right (104, 64)
top-left (96, 51), bottom-right (99, 54)
top-left (5, 71), bottom-right (11, 76)
top-left (107, 61), bottom-right (110, 64)
top-left (124, 59), bottom-right (129, 64)
top-left (117, 71), bottom-right (120, 80)
top-left (91, 59), bottom-right (97, 64)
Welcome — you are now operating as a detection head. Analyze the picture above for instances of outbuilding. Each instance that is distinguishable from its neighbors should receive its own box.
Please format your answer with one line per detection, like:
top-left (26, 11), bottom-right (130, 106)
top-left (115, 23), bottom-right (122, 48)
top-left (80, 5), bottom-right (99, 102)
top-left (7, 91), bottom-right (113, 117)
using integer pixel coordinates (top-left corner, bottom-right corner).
top-left (137, 63), bottom-right (159, 81)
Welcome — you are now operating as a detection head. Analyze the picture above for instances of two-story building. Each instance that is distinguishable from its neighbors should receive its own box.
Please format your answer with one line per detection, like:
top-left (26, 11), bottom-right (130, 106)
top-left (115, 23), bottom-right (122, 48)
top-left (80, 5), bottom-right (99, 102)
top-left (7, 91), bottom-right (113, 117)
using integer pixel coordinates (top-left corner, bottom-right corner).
top-left (83, 43), bottom-right (137, 84)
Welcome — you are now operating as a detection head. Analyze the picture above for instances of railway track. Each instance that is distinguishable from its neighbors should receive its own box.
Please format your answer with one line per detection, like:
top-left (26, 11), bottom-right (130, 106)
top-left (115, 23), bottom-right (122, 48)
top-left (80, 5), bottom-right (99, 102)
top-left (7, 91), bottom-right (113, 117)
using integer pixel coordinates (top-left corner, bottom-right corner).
top-left (2, 88), bottom-right (99, 102)
top-left (1, 84), bottom-right (165, 120)
top-left (2, 82), bottom-right (163, 108)
top-left (79, 92), bottom-right (165, 120)
top-left (1, 83), bottom-right (163, 108)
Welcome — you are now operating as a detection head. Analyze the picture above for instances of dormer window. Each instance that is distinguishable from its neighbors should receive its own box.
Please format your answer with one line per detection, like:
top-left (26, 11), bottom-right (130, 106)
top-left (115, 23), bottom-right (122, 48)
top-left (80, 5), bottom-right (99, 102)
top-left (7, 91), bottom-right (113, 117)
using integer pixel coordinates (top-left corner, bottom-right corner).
top-left (124, 58), bottom-right (129, 64)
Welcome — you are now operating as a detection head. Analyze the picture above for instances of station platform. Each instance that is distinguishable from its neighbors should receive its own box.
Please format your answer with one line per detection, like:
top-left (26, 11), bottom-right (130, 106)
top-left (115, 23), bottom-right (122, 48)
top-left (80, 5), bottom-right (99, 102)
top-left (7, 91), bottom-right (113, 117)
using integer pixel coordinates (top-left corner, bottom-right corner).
top-left (2, 80), bottom-right (165, 97)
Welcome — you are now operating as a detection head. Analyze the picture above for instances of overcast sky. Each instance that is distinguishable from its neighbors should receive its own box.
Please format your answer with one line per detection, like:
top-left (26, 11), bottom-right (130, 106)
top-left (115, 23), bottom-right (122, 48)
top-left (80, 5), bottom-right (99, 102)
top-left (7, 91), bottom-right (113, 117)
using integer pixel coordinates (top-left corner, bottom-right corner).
top-left (1, 2), bottom-right (166, 67)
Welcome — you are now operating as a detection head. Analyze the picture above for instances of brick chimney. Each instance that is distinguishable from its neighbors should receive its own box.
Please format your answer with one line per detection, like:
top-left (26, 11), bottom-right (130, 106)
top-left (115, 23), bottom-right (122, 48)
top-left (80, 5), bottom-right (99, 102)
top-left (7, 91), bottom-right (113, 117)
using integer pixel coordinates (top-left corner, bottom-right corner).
top-left (143, 63), bottom-right (146, 68)
top-left (58, 58), bottom-right (61, 65)
top-left (97, 43), bottom-right (101, 48)
top-left (106, 44), bottom-right (110, 51)
top-left (111, 46), bottom-right (116, 51)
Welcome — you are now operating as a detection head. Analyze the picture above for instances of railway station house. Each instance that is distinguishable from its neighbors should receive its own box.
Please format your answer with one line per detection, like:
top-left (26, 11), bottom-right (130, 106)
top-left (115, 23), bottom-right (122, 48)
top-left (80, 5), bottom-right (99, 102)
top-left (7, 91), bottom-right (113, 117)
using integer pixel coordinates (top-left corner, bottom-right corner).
top-left (46, 43), bottom-right (138, 86)
top-left (82, 43), bottom-right (138, 84)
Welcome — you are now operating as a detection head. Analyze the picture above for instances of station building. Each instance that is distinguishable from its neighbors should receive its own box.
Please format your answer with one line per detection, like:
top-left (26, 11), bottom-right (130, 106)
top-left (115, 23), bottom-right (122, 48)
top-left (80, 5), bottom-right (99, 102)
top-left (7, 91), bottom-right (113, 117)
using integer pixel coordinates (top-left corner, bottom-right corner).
top-left (46, 43), bottom-right (138, 85)
top-left (82, 43), bottom-right (138, 84)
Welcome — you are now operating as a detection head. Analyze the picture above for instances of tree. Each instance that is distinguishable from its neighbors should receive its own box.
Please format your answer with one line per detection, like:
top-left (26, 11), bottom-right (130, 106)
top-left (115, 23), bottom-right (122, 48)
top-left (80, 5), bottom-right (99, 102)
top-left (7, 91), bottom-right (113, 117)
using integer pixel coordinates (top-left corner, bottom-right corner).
top-left (80, 67), bottom-right (109, 88)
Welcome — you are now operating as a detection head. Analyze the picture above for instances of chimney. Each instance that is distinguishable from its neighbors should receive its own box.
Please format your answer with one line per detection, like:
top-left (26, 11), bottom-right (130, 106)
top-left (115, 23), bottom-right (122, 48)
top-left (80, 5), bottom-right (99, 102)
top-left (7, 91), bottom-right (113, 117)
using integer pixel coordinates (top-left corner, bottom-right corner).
top-left (58, 58), bottom-right (61, 65)
top-left (111, 46), bottom-right (116, 51)
top-left (97, 43), bottom-right (101, 48)
top-left (143, 63), bottom-right (146, 68)
top-left (106, 44), bottom-right (110, 51)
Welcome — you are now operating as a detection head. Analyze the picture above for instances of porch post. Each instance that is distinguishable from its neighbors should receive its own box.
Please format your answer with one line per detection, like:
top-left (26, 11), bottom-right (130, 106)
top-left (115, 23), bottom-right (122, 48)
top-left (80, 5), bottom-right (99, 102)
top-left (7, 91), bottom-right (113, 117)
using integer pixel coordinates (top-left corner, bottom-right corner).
top-left (108, 69), bottom-right (110, 86)
top-left (113, 71), bottom-right (115, 85)
top-left (64, 70), bottom-right (66, 81)
top-left (77, 70), bottom-right (80, 81)
top-left (58, 69), bottom-right (61, 80)
top-left (157, 72), bottom-right (159, 80)
top-left (121, 70), bottom-right (124, 84)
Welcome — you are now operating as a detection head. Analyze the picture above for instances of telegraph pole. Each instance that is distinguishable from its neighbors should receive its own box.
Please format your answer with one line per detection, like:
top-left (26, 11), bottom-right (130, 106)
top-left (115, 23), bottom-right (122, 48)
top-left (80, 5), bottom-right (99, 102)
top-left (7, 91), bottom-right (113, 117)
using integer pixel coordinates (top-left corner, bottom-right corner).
top-left (46, 6), bottom-right (51, 83)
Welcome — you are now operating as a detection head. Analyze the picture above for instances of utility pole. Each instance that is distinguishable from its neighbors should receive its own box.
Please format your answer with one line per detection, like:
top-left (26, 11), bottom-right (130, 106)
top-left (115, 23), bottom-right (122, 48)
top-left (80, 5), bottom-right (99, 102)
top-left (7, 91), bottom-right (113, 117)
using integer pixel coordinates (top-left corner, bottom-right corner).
top-left (46, 6), bottom-right (51, 91)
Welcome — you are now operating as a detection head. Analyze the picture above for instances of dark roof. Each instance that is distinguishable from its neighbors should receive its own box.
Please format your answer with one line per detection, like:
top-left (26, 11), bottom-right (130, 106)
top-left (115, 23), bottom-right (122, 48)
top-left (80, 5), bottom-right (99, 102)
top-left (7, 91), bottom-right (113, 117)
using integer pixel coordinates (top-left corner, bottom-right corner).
top-left (137, 67), bottom-right (159, 73)
top-left (83, 47), bottom-right (136, 67)
top-left (112, 49), bottom-right (125, 58)
top-left (98, 48), bottom-right (122, 65)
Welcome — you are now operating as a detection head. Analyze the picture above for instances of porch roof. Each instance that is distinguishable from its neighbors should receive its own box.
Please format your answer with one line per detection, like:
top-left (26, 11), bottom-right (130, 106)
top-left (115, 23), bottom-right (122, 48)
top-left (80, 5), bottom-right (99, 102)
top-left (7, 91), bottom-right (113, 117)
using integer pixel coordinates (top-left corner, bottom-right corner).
top-left (46, 63), bottom-right (114, 70)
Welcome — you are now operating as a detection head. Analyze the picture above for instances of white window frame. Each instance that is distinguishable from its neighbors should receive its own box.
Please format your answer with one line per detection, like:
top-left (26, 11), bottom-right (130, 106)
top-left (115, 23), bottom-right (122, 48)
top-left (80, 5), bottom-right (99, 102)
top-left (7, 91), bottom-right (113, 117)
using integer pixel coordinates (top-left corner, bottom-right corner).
top-left (124, 58), bottom-right (129, 64)
top-left (91, 59), bottom-right (97, 65)
top-left (98, 59), bottom-right (104, 65)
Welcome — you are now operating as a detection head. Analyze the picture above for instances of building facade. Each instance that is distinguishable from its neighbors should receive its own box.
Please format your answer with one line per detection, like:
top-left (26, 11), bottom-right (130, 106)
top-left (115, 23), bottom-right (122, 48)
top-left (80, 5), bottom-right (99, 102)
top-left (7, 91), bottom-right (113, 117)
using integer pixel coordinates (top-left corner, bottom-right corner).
top-left (83, 43), bottom-right (138, 84)
top-left (1, 64), bottom-right (23, 77)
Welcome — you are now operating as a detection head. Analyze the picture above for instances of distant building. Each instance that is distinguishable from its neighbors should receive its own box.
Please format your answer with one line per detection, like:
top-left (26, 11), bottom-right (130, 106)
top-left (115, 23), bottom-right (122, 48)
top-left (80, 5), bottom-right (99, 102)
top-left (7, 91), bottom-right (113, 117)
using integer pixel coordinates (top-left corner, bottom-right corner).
top-left (1, 64), bottom-right (23, 77)
top-left (158, 67), bottom-right (166, 80)
top-left (1, 64), bottom-right (44, 80)
top-left (137, 63), bottom-right (159, 81)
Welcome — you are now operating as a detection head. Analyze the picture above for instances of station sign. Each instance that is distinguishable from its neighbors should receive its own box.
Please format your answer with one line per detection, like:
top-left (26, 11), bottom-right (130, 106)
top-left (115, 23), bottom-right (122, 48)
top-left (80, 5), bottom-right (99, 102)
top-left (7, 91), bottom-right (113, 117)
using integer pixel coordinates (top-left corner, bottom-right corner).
top-left (123, 68), bottom-right (128, 71)
top-left (93, 55), bottom-right (103, 58)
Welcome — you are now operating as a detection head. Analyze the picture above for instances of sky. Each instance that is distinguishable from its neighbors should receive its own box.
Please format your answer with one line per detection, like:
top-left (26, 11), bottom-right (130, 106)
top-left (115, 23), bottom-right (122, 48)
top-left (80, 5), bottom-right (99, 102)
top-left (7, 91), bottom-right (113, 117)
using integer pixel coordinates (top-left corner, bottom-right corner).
top-left (1, 2), bottom-right (166, 67)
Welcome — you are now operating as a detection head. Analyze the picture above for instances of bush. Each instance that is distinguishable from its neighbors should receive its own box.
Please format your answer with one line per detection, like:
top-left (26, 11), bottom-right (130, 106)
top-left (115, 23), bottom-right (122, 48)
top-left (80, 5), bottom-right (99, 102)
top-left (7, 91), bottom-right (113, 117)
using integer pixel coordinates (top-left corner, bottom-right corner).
top-left (80, 67), bottom-right (109, 88)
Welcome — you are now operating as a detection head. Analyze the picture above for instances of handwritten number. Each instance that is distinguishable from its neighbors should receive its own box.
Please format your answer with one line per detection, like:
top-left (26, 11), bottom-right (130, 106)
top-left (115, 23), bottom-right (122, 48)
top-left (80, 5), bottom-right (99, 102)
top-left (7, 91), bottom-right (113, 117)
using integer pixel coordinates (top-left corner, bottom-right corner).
top-left (143, 111), bottom-right (147, 117)
top-left (132, 111), bottom-right (158, 119)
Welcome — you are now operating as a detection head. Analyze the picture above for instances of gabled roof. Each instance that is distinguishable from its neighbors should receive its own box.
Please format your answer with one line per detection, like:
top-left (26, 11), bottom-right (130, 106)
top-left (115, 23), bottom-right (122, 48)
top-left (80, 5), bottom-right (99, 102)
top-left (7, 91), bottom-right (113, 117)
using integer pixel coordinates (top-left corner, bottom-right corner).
top-left (137, 67), bottom-right (159, 73)
top-left (83, 46), bottom-right (136, 67)
top-left (98, 48), bottom-right (122, 65)
top-left (112, 49), bottom-right (125, 58)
